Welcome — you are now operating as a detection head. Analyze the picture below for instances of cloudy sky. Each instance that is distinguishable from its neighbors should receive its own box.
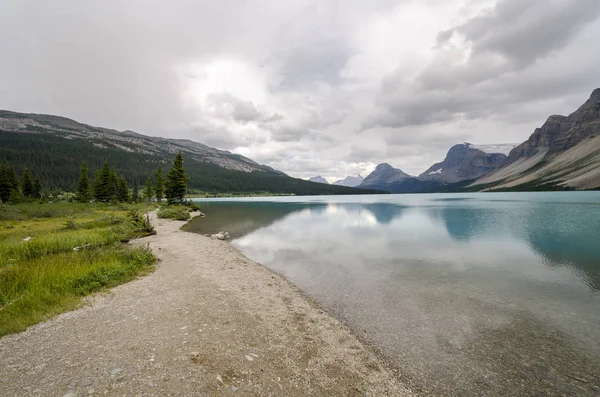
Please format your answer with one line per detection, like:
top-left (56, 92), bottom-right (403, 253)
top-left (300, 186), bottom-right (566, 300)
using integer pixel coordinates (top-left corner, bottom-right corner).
top-left (1, 0), bottom-right (599, 180)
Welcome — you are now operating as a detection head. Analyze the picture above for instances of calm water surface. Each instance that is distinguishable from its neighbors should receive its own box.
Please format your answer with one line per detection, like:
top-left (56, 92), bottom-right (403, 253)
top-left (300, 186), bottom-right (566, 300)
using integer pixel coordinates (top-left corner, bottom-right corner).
top-left (186, 192), bottom-right (600, 396)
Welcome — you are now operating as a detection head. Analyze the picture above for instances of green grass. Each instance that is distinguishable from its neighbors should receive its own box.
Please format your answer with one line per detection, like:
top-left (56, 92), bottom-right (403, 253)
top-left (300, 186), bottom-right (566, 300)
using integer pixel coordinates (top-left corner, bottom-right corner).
top-left (157, 205), bottom-right (191, 221)
top-left (0, 202), bottom-right (157, 336)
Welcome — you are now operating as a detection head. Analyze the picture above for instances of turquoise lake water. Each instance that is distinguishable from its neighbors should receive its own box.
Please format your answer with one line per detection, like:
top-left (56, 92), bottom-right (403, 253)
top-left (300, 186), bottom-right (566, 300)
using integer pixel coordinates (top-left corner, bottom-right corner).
top-left (186, 192), bottom-right (600, 396)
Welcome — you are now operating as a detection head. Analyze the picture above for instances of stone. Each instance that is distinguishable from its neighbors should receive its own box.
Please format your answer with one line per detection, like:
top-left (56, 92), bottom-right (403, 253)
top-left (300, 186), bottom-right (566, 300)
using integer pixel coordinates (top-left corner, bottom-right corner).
top-left (244, 355), bottom-right (254, 361)
top-left (110, 368), bottom-right (121, 375)
top-left (231, 385), bottom-right (239, 392)
top-left (211, 233), bottom-right (226, 240)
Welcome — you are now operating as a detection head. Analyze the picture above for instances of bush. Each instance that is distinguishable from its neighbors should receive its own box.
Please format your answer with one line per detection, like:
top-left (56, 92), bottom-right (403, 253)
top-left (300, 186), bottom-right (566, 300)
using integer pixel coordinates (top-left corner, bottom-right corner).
top-left (157, 205), bottom-right (191, 221)
top-left (185, 201), bottom-right (201, 212)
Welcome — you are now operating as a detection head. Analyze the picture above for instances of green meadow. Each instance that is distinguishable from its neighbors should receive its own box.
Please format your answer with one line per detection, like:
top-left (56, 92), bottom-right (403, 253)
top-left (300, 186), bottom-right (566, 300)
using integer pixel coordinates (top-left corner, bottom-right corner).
top-left (0, 202), bottom-right (157, 336)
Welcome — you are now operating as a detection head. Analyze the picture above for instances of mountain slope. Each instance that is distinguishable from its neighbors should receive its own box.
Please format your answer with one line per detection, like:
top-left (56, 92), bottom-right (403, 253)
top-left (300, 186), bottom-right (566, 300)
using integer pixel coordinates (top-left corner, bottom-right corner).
top-left (472, 88), bottom-right (600, 190)
top-left (309, 176), bottom-right (329, 184)
top-left (0, 110), bottom-right (381, 195)
top-left (334, 174), bottom-right (364, 187)
top-left (419, 143), bottom-right (507, 184)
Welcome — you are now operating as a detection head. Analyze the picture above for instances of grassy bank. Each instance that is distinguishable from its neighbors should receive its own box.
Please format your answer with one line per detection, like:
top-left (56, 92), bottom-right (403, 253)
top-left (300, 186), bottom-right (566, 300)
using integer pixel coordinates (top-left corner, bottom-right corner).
top-left (0, 202), bottom-right (157, 336)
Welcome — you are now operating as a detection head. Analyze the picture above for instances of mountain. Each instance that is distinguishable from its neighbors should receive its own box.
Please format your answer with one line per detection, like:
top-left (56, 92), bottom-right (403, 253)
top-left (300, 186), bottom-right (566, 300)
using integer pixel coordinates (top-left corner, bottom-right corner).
top-left (0, 110), bottom-right (383, 195)
top-left (419, 143), bottom-right (508, 184)
top-left (359, 163), bottom-right (412, 190)
top-left (472, 88), bottom-right (600, 190)
top-left (334, 174), bottom-right (364, 187)
top-left (309, 176), bottom-right (329, 184)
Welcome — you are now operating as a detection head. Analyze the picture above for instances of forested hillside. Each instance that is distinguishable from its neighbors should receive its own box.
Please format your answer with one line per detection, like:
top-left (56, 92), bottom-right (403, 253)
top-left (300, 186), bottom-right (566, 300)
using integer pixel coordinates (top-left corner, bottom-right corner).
top-left (0, 112), bottom-right (381, 196)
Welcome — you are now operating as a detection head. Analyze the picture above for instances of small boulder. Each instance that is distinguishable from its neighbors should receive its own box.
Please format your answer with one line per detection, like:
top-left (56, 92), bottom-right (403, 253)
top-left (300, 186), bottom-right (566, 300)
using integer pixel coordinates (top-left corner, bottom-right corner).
top-left (211, 233), bottom-right (226, 240)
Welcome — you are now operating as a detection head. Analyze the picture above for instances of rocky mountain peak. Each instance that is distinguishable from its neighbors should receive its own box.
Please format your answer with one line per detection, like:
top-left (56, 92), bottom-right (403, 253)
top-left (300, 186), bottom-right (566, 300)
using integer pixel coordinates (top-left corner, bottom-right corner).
top-left (360, 163), bottom-right (411, 188)
top-left (508, 88), bottom-right (600, 161)
top-left (419, 143), bottom-right (507, 183)
top-left (308, 176), bottom-right (329, 184)
top-left (334, 174), bottom-right (364, 187)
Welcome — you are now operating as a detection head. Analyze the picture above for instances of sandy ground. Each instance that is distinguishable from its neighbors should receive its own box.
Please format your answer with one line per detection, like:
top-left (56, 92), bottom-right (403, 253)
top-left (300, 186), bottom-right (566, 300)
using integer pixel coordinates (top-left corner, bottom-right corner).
top-left (0, 212), bottom-right (413, 397)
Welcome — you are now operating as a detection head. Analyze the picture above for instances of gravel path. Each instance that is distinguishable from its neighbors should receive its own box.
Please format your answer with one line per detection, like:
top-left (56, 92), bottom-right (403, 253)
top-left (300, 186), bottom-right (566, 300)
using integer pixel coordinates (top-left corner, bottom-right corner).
top-left (0, 212), bottom-right (413, 396)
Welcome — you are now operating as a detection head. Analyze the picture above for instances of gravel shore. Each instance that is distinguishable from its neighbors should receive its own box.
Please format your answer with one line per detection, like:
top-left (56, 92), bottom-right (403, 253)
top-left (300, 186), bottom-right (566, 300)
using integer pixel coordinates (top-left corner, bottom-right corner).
top-left (0, 212), bottom-right (413, 396)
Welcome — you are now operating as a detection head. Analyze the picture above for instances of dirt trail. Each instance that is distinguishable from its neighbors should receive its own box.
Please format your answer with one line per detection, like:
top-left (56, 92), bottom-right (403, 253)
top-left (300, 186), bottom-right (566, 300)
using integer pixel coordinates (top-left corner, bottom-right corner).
top-left (0, 212), bottom-right (413, 396)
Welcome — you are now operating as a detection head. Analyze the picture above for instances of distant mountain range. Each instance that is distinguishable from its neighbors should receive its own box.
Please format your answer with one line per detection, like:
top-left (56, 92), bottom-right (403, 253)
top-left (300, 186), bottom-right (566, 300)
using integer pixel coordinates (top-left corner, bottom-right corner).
top-left (308, 174), bottom-right (365, 187)
top-left (358, 88), bottom-right (600, 193)
top-left (0, 110), bottom-right (382, 196)
top-left (308, 176), bottom-right (329, 184)
top-left (3, 88), bottom-right (599, 195)
top-left (334, 174), bottom-right (364, 187)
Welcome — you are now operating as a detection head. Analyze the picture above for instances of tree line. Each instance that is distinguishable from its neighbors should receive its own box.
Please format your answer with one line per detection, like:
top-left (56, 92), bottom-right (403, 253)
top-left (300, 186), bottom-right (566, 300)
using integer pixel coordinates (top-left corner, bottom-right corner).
top-left (0, 164), bottom-right (42, 203)
top-left (0, 151), bottom-right (189, 204)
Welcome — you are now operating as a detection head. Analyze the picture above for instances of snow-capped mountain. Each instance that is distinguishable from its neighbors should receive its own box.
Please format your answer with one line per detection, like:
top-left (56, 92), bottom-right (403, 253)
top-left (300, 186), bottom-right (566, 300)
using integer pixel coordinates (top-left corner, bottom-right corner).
top-left (334, 174), bottom-right (364, 187)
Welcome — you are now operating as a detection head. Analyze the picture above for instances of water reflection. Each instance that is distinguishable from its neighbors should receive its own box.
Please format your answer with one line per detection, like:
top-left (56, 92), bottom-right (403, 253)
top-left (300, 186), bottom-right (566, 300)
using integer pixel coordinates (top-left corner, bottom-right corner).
top-left (186, 194), bottom-right (600, 395)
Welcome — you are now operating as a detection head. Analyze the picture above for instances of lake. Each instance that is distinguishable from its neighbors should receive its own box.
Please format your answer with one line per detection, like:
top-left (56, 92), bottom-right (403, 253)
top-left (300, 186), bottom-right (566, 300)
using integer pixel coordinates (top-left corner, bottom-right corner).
top-left (185, 192), bottom-right (600, 396)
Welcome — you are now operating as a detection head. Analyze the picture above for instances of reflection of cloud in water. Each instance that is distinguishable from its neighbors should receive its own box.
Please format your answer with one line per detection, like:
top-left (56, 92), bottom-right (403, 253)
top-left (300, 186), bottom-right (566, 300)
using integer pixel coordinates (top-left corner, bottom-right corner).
top-left (187, 193), bottom-right (600, 395)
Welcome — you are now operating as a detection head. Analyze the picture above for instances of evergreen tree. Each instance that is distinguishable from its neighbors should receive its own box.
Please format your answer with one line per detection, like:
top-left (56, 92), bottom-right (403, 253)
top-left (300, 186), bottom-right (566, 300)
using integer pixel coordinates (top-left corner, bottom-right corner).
top-left (93, 161), bottom-right (112, 201)
top-left (132, 179), bottom-right (139, 203)
top-left (77, 161), bottom-right (90, 202)
top-left (154, 165), bottom-right (164, 201)
top-left (21, 166), bottom-right (34, 197)
top-left (117, 176), bottom-right (130, 202)
top-left (33, 175), bottom-right (42, 199)
top-left (165, 151), bottom-right (189, 203)
top-left (0, 164), bottom-right (20, 203)
top-left (8, 189), bottom-right (21, 204)
top-left (143, 177), bottom-right (154, 201)
top-left (0, 164), bottom-right (15, 202)
top-left (6, 165), bottom-right (19, 194)
top-left (108, 168), bottom-right (119, 202)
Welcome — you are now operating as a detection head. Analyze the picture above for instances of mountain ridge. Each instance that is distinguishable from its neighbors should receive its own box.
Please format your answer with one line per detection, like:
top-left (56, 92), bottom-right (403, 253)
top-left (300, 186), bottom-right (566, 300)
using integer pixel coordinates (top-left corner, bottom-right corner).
top-left (0, 109), bottom-right (383, 196)
top-left (334, 174), bottom-right (364, 187)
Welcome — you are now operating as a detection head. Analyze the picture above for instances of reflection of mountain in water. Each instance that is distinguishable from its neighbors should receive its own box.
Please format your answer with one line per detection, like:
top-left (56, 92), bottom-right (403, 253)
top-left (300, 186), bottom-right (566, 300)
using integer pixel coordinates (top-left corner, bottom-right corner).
top-left (185, 202), bottom-right (408, 237)
top-left (184, 202), bottom-right (325, 238)
top-left (434, 207), bottom-right (490, 241)
top-left (433, 204), bottom-right (600, 290)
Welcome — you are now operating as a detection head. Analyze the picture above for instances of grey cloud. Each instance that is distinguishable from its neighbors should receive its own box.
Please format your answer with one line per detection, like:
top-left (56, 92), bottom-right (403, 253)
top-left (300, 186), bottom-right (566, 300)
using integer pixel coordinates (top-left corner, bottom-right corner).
top-left (1, 0), bottom-right (600, 180)
top-left (270, 2), bottom-right (355, 91)
top-left (439, 0), bottom-right (600, 67)
top-left (370, 0), bottom-right (600, 131)
top-left (232, 100), bottom-right (261, 123)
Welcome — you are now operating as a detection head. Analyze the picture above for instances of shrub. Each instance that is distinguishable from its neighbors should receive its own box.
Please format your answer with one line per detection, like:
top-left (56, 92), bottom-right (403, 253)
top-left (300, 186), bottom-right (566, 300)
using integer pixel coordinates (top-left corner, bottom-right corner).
top-left (157, 205), bottom-right (190, 221)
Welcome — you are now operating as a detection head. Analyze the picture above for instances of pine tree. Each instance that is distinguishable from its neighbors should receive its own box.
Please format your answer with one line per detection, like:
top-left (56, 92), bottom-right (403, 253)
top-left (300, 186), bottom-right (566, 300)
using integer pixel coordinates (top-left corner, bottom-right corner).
top-left (132, 179), bottom-right (139, 203)
top-left (143, 177), bottom-right (154, 201)
top-left (93, 161), bottom-right (112, 201)
top-left (117, 176), bottom-right (130, 202)
top-left (154, 165), bottom-right (165, 202)
top-left (0, 164), bottom-right (14, 202)
top-left (5, 165), bottom-right (19, 194)
top-left (165, 152), bottom-right (189, 203)
top-left (21, 166), bottom-right (34, 197)
top-left (0, 164), bottom-right (20, 203)
top-left (77, 161), bottom-right (90, 202)
top-left (108, 168), bottom-right (119, 202)
top-left (33, 175), bottom-right (42, 199)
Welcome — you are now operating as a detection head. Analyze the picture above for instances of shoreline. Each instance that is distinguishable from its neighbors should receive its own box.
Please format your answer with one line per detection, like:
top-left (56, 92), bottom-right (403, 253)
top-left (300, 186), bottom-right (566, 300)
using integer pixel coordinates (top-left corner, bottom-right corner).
top-left (0, 211), bottom-right (414, 396)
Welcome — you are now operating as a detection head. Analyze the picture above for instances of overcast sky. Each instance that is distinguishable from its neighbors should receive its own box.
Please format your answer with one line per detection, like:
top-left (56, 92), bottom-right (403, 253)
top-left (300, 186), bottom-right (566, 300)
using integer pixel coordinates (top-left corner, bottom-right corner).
top-left (1, 0), bottom-right (599, 180)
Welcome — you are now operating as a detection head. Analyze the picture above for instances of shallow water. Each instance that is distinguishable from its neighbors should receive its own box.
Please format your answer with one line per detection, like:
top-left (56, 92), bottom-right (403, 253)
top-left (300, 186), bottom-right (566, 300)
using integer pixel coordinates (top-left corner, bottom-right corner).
top-left (186, 192), bottom-right (600, 396)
